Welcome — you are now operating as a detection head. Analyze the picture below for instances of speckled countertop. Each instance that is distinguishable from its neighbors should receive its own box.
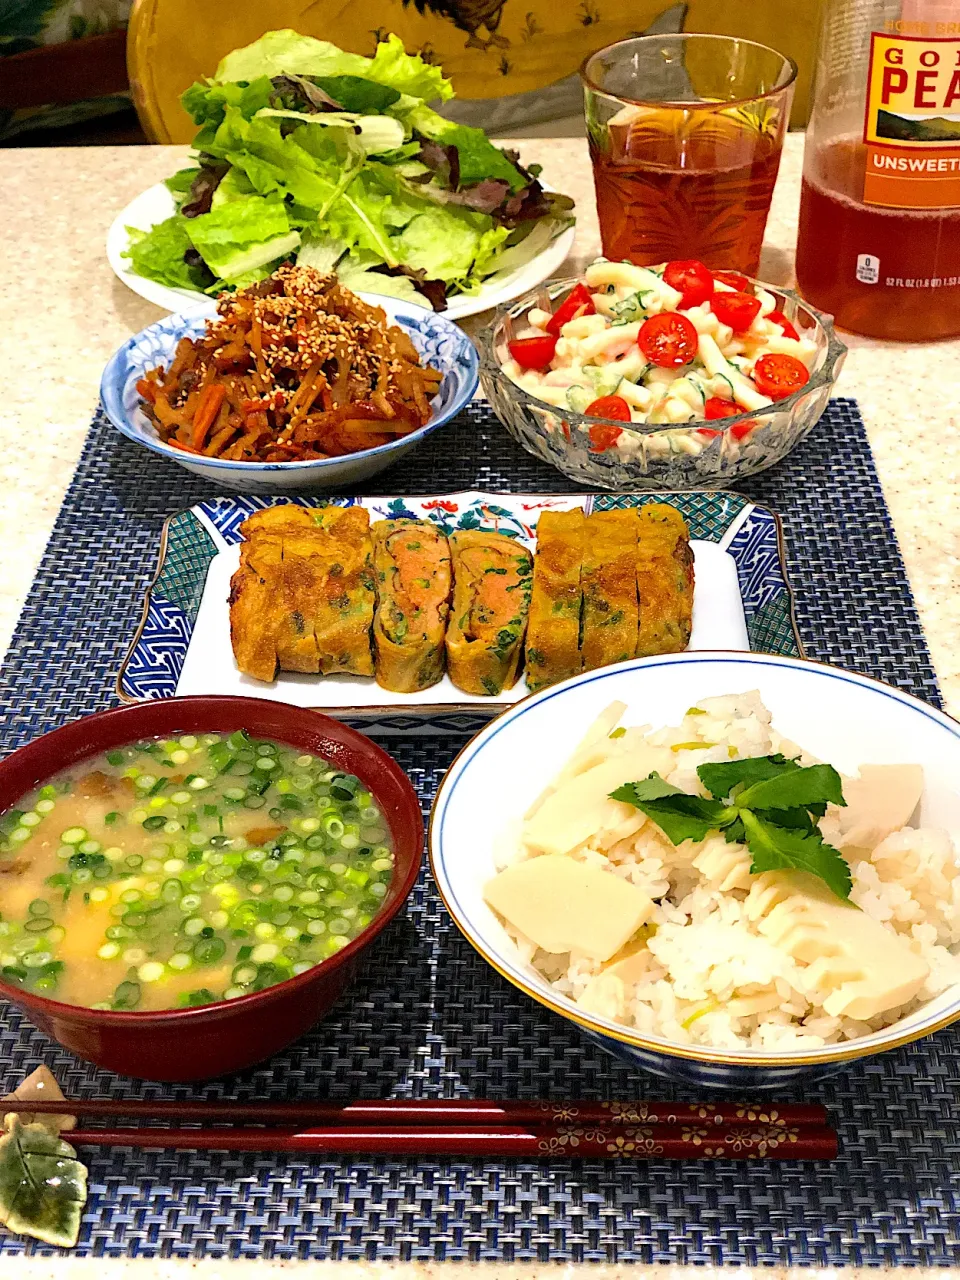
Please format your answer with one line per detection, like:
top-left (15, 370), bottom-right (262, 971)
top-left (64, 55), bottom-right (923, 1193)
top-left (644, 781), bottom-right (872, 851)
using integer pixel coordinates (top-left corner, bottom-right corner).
top-left (1, 134), bottom-right (960, 1275)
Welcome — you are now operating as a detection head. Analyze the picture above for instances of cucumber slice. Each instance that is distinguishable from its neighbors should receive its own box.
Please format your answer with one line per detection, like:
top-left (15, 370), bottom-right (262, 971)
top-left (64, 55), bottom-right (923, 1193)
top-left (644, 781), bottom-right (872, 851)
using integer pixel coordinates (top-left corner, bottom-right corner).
top-left (566, 385), bottom-right (593, 414)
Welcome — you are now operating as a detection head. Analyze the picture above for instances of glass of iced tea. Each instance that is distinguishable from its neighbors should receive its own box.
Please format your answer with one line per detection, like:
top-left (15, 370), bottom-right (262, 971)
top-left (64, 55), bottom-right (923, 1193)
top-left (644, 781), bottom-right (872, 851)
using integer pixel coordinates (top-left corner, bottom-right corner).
top-left (581, 35), bottom-right (797, 274)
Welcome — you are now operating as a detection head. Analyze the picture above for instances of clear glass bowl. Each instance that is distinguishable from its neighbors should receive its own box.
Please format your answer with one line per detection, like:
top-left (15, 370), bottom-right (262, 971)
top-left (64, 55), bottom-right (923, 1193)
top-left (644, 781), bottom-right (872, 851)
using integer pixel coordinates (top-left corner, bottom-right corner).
top-left (478, 276), bottom-right (847, 491)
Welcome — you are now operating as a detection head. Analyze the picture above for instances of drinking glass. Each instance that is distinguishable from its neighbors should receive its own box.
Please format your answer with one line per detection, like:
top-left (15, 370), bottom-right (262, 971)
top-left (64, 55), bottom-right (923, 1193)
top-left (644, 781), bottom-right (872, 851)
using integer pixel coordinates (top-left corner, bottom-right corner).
top-left (581, 35), bottom-right (797, 274)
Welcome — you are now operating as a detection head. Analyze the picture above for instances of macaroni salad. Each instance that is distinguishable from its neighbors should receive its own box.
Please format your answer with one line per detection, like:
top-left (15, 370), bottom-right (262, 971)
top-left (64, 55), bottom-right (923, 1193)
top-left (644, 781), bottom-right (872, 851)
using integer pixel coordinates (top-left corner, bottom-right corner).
top-left (503, 259), bottom-right (819, 454)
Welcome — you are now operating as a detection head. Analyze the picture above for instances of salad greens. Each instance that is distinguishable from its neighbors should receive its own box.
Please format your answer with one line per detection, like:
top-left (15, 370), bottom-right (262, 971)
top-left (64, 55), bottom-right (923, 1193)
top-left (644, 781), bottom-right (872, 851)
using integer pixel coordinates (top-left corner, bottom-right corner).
top-left (610, 754), bottom-right (853, 901)
top-left (123, 31), bottom-right (574, 309)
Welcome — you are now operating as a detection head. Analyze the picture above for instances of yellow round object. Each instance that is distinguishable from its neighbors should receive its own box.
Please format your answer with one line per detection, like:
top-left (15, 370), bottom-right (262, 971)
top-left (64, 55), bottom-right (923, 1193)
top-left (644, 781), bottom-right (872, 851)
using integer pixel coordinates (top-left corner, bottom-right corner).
top-left (128, 0), bottom-right (820, 143)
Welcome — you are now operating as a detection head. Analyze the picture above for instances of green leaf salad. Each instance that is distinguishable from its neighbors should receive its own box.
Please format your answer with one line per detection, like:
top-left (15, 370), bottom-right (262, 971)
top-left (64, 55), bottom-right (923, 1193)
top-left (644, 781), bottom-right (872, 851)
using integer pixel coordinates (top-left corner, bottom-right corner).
top-left (123, 30), bottom-right (575, 310)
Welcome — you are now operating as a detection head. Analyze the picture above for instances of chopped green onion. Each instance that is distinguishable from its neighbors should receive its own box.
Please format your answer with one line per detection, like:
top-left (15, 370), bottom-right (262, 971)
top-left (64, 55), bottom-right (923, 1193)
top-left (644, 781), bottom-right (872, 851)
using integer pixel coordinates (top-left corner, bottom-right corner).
top-left (112, 980), bottom-right (141, 1010)
top-left (193, 936), bottom-right (226, 964)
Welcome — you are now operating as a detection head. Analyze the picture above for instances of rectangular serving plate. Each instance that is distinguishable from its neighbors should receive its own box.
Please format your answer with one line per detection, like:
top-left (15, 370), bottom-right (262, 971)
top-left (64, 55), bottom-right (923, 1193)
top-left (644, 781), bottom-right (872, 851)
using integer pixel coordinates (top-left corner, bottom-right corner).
top-left (118, 490), bottom-right (802, 718)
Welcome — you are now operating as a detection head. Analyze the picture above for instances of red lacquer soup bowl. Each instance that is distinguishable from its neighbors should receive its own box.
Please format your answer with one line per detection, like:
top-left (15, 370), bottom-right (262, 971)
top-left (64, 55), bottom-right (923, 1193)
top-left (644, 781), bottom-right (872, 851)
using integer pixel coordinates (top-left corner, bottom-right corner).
top-left (0, 697), bottom-right (423, 1081)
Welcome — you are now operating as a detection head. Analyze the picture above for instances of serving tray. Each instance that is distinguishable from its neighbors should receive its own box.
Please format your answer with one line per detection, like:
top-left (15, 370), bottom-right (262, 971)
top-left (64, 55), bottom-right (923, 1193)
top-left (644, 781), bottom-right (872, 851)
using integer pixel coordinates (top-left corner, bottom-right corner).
top-left (117, 489), bottom-right (801, 714)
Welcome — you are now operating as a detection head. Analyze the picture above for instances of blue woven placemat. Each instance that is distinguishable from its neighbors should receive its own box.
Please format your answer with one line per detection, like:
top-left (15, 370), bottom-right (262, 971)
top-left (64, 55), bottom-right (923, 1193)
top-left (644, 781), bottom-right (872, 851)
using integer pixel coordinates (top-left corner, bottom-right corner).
top-left (0, 399), bottom-right (954, 1265)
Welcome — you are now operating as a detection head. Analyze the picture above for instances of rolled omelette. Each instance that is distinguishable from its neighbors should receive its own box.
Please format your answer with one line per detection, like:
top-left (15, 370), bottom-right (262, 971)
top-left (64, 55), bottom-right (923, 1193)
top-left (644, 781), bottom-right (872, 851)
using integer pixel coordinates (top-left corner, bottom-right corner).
top-left (307, 505), bottom-right (375, 676)
top-left (525, 509), bottom-right (585, 692)
top-left (229, 533), bottom-right (283, 682)
top-left (446, 530), bottom-right (533, 696)
top-left (229, 504), bottom-right (374, 679)
top-left (636, 503), bottom-right (694, 656)
top-left (371, 519), bottom-right (452, 692)
top-left (580, 509), bottom-right (640, 672)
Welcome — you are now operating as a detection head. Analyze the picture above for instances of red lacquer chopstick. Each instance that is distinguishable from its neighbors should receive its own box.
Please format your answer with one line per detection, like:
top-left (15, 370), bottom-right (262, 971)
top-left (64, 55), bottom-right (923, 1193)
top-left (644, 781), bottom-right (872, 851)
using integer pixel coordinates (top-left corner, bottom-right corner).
top-left (11, 1098), bottom-right (828, 1128)
top-left (66, 1123), bottom-right (837, 1161)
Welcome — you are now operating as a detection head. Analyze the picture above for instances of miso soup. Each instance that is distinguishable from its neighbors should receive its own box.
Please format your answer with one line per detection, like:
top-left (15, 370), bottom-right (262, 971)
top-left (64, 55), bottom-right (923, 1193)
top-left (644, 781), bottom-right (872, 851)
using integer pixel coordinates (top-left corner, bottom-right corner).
top-left (0, 731), bottom-right (395, 1011)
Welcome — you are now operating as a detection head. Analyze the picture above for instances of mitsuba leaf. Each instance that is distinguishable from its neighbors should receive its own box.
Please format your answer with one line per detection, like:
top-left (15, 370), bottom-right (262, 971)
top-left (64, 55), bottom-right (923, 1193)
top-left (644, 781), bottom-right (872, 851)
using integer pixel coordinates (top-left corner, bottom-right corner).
top-left (723, 817), bottom-right (746, 844)
top-left (697, 753), bottom-right (799, 799)
top-left (740, 810), bottom-right (853, 900)
top-left (610, 776), bottom-right (731, 846)
top-left (761, 805), bottom-right (816, 833)
top-left (736, 763), bottom-right (845, 813)
top-left (0, 1119), bottom-right (87, 1248)
top-left (612, 773), bottom-right (684, 802)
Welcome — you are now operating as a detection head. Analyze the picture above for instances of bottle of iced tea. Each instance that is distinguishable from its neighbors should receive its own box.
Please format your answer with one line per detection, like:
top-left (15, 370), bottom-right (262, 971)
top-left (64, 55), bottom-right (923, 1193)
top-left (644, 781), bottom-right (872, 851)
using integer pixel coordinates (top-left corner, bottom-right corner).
top-left (796, 0), bottom-right (960, 340)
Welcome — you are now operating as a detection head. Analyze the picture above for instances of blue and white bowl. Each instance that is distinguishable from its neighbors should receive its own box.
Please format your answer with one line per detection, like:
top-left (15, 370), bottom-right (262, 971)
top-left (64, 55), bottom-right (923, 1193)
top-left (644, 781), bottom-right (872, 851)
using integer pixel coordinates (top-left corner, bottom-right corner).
top-left (430, 652), bottom-right (960, 1090)
top-left (100, 295), bottom-right (479, 492)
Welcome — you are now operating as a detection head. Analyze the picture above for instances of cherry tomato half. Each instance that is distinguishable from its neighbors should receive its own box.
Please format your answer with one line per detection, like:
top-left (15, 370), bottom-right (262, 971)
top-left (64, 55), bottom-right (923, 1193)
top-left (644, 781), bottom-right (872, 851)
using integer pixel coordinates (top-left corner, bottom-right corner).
top-left (508, 334), bottom-right (558, 369)
top-left (664, 259), bottom-right (714, 310)
top-left (753, 353), bottom-right (810, 401)
top-left (711, 290), bottom-right (762, 333)
top-left (584, 394), bottom-right (632, 422)
top-left (699, 417), bottom-right (753, 441)
top-left (766, 309), bottom-right (799, 341)
top-left (588, 423), bottom-right (623, 451)
top-left (637, 312), bottom-right (699, 368)
top-left (546, 282), bottom-right (595, 336)
top-left (714, 270), bottom-right (751, 292)
top-left (703, 396), bottom-right (740, 420)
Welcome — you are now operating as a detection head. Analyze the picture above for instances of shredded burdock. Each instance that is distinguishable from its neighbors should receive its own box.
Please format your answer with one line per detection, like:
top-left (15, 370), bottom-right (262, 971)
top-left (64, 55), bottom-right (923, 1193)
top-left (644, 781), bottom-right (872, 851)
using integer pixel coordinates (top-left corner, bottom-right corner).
top-left (136, 265), bottom-right (443, 462)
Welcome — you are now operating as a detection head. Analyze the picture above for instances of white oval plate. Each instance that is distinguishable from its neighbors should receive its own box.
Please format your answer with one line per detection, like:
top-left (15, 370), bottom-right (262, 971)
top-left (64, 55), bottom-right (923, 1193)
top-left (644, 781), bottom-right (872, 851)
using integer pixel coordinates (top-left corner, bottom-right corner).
top-left (106, 181), bottom-right (577, 320)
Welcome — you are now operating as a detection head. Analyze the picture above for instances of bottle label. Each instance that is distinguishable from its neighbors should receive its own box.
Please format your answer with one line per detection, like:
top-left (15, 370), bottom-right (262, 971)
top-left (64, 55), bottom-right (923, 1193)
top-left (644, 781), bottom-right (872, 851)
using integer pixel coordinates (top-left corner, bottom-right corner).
top-left (862, 33), bottom-right (960, 208)
top-left (856, 254), bottom-right (881, 284)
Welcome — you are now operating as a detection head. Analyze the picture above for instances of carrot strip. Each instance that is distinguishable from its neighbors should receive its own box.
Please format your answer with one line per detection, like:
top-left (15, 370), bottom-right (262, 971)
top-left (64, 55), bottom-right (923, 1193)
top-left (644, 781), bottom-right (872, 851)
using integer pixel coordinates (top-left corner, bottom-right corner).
top-left (192, 384), bottom-right (227, 451)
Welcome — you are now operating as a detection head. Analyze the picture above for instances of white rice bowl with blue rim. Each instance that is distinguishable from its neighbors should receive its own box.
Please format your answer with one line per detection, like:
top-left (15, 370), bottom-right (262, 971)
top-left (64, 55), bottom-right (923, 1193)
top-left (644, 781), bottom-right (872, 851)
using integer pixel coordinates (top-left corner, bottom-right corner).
top-left (430, 655), bottom-right (960, 1071)
top-left (491, 688), bottom-right (960, 1052)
